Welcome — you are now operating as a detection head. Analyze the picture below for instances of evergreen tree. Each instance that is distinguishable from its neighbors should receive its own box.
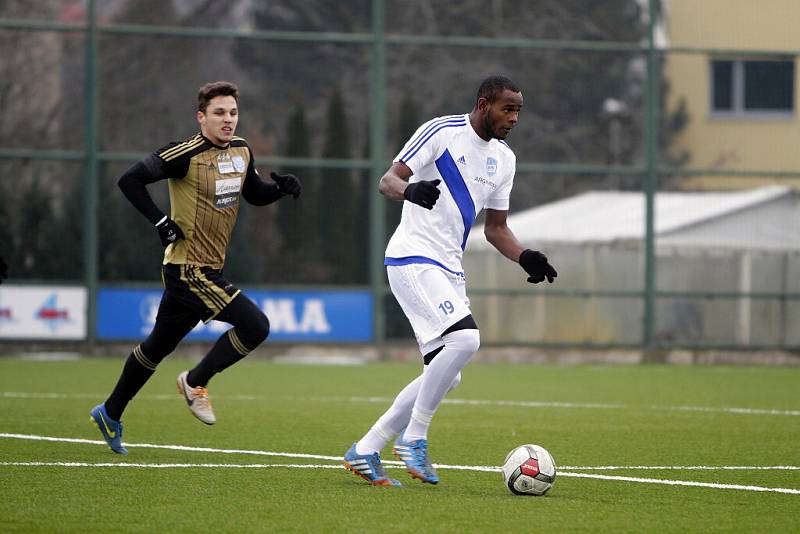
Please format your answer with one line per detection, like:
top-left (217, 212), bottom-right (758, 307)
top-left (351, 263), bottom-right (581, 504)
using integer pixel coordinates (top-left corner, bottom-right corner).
top-left (381, 90), bottom-right (423, 337)
top-left (275, 102), bottom-right (321, 283)
top-left (0, 177), bottom-right (13, 271)
top-left (320, 86), bottom-right (356, 283)
top-left (386, 90), bottom-right (420, 241)
top-left (98, 164), bottom-right (162, 282)
top-left (43, 177), bottom-right (84, 281)
top-left (355, 121), bottom-right (372, 286)
top-left (16, 178), bottom-right (56, 278)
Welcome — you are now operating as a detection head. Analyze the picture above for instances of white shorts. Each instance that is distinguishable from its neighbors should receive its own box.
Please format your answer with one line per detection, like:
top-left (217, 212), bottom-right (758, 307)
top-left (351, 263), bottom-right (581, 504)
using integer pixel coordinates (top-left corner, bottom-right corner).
top-left (387, 263), bottom-right (472, 354)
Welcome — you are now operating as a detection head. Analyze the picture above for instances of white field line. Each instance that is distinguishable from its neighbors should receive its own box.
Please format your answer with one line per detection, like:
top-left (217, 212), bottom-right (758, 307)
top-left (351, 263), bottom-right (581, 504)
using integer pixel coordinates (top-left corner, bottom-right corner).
top-left (2, 391), bottom-right (798, 416)
top-left (1, 433), bottom-right (799, 495)
top-left (0, 462), bottom-right (343, 469)
top-left (1, 460), bottom-right (799, 496)
top-left (558, 472), bottom-right (800, 495)
top-left (338, 396), bottom-right (800, 417)
top-left (661, 405), bottom-right (800, 417)
top-left (560, 465), bottom-right (800, 471)
top-left (0, 392), bottom-right (262, 401)
top-left (0, 433), bottom-right (345, 462)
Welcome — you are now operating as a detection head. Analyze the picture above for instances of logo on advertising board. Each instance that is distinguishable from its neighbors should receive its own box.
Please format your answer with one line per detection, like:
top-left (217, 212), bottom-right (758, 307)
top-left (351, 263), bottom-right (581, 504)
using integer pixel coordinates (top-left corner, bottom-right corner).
top-left (36, 294), bottom-right (71, 332)
top-left (0, 304), bottom-right (12, 324)
top-left (139, 294), bottom-right (162, 336)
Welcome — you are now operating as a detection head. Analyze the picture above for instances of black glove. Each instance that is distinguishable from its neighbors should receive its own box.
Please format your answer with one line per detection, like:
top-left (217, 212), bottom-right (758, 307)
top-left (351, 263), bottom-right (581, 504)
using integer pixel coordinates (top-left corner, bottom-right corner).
top-left (519, 249), bottom-right (557, 284)
top-left (403, 179), bottom-right (441, 210)
top-left (270, 172), bottom-right (302, 199)
top-left (155, 217), bottom-right (185, 247)
top-left (0, 256), bottom-right (7, 284)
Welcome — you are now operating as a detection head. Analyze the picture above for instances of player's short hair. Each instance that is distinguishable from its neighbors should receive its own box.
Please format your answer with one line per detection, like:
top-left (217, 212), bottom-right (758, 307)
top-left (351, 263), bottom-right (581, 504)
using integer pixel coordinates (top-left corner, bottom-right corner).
top-left (476, 75), bottom-right (521, 104)
top-left (197, 81), bottom-right (240, 112)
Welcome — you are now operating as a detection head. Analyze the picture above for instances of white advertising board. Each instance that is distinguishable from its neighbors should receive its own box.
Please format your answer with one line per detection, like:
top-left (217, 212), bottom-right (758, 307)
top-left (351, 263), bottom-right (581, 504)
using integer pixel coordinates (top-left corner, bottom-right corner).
top-left (0, 286), bottom-right (87, 340)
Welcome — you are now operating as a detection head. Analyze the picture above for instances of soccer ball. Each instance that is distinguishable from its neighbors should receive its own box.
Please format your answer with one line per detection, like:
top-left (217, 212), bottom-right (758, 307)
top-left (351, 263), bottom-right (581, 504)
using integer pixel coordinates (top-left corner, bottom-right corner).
top-left (501, 444), bottom-right (557, 496)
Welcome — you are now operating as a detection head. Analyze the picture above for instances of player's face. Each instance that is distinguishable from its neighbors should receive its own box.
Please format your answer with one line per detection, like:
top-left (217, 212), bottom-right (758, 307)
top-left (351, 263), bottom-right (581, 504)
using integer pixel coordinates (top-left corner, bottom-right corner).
top-left (197, 95), bottom-right (238, 146)
top-left (481, 89), bottom-right (523, 141)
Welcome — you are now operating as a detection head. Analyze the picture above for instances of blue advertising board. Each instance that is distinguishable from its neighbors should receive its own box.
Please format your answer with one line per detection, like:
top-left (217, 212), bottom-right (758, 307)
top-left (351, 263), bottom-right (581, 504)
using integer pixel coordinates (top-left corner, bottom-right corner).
top-left (97, 288), bottom-right (373, 342)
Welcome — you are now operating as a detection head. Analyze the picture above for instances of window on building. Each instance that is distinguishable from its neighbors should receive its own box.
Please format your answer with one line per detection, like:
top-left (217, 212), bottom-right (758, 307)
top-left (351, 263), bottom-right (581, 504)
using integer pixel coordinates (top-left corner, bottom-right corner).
top-left (710, 59), bottom-right (794, 115)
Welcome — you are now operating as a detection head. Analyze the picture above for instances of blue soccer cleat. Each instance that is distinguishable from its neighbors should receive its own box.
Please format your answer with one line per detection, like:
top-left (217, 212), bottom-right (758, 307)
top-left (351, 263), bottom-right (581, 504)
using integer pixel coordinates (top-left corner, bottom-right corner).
top-left (393, 437), bottom-right (439, 484)
top-left (343, 443), bottom-right (402, 487)
top-left (90, 404), bottom-right (128, 455)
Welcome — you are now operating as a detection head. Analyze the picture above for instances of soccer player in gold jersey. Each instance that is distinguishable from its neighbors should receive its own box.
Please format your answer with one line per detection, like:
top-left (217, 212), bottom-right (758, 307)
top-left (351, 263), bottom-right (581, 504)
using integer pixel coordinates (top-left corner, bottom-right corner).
top-left (91, 81), bottom-right (301, 455)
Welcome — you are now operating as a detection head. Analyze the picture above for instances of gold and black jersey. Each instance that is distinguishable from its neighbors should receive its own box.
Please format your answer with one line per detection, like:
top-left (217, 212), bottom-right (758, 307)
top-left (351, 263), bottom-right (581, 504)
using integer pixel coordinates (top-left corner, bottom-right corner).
top-left (155, 133), bottom-right (253, 270)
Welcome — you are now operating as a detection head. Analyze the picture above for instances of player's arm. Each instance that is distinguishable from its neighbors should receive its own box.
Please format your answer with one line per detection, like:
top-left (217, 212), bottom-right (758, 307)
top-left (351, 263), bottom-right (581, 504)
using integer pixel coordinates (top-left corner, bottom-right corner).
top-left (483, 209), bottom-right (524, 261)
top-left (484, 209), bottom-right (557, 284)
top-left (378, 161), bottom-right (441, 210)
top-left (241, 148), bottom-right (301, 205)
top-left (378, 161), bottom-right (413, 200)
top-left (117, 152), bottom-right (187, 247)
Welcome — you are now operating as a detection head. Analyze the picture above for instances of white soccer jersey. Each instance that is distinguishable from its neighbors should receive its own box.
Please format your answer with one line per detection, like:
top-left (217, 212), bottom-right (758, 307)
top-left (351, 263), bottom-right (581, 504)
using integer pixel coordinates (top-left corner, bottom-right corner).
top-left (384, 113), bottom-right (517, 274)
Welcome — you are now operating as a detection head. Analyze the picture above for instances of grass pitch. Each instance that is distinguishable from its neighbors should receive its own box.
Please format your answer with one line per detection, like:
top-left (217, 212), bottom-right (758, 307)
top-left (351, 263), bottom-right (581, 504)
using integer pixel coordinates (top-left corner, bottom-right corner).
top-left (0, 357), bottom-right (798, 532)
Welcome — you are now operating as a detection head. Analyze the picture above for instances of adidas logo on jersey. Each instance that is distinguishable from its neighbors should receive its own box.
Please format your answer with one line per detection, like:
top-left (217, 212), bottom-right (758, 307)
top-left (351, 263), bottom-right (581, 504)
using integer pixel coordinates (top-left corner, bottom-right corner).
top-left (457, 155), bottom-right (466, 165)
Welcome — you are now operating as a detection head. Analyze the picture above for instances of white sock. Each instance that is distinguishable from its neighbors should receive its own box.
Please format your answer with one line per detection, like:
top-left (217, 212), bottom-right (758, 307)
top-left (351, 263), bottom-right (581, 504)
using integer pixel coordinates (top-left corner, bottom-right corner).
top-left (402, 329), bottom-right (479, 442)
top-left (354, 361), bottom-right (465, 455)
top-left (355, 375), bottom-right (423, 455)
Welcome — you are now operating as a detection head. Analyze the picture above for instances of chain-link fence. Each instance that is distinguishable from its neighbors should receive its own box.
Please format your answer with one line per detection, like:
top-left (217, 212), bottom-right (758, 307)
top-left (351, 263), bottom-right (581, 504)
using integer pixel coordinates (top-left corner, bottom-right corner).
top-left (1, 0), bottom-right (797, 350)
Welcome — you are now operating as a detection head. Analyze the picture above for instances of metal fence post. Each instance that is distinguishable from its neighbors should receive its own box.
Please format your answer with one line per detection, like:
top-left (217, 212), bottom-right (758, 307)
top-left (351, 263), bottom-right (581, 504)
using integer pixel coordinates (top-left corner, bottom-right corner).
top-left (642, 0), bottom-right (659, 352)
top-left (370, 0), bottom-right (387, 356)
top-left (84, 0), bottom-right (99, 348)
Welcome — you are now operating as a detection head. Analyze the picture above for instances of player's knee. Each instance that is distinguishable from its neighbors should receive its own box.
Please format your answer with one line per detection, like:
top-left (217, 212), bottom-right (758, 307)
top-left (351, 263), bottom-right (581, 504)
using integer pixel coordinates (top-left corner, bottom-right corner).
top-left (256, 312), bottom-right (270, 343)
top-left (447, 371), bottom-right (462, 392)
top-left (140, 336), bottom-right (176, 365)
top-left (444, 328), bottom-right (480, 354)
top-left (243, 311), bottom-right (270, 347)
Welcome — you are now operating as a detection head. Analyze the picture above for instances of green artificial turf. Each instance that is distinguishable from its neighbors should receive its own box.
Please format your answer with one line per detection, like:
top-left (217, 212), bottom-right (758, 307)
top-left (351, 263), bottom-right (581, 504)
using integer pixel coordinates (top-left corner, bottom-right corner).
top-left (0, 358), bottom-right (797, 532)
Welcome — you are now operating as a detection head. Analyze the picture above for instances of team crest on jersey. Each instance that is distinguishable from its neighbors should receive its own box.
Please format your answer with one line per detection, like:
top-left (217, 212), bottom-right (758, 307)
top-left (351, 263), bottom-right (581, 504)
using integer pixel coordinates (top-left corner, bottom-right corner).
top-left (486, 156), bottom-right (497, 177)
top-left (232, 155), bottom-right (246, 173)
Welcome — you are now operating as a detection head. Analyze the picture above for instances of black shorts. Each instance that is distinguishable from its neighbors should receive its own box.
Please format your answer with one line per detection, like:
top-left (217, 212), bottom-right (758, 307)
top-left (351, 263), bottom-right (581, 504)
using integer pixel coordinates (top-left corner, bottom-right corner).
top-left (158, 263), bottom-right (240, 324)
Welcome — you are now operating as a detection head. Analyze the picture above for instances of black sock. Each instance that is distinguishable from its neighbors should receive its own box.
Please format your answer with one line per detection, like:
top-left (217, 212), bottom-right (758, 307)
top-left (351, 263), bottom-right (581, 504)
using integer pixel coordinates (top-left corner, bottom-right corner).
top-left (104, 350), bottom-right (156, 421)
top-left (187, 330), bottom-right (249, 387)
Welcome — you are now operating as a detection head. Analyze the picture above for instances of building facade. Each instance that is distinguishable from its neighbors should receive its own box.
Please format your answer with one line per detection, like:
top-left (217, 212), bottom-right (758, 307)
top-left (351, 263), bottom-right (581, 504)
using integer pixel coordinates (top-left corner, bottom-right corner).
top-left (665, 0), bottom-right (800, 189)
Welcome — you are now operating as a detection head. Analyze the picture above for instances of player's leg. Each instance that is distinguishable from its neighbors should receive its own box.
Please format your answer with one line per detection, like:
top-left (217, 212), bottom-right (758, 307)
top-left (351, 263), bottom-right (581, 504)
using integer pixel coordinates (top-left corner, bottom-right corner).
top-left (185, 292), bottom-right (268, 387)
top-left (394, 320), bottom-right (478, 484)
top-left (347, 351), bottom-right (462, 486)
top-left (165, 265), bottom-right (259, 424)
top-left (354, 362), bottom-right (461, 455)
top-left (349, 324), bottom-right (463, 453)
top-left (104, 312), bottom-right (199, 420)
top-left (355, 375), bottom-right (423, 455)
top-left (92, 289), bottom-right (199, 454)
top-left (386, 265), bottom-right (478, 483)
top-left (402, 315), bottom-right (478, 444)
top-left (343, 374), bottom-right (424, 487)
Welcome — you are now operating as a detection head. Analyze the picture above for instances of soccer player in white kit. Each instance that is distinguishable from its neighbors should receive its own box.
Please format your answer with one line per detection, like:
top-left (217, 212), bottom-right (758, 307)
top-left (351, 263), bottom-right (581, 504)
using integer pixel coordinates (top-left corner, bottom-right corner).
top-left (343, 76), bottom-right (557, 486)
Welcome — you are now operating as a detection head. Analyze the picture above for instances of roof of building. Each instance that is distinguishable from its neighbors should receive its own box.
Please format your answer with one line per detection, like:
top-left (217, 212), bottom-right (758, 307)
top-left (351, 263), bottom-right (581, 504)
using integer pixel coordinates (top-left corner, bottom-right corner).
top-left (467, 185), bottom-right (800, 251)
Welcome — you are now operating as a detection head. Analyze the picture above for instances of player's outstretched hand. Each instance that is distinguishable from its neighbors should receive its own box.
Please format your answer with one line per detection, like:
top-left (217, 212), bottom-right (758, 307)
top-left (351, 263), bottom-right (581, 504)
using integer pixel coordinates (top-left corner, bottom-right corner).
top-left (155, 217), bottom-right (185, 247)
top-left (404, 179), bottom-right (441, 210)
top-left (270, 172), bottom-right (302, 199)
top-left (0, 256), bottom-right (7, 284)
top-left (519, 249), bottom-right (557, 284)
